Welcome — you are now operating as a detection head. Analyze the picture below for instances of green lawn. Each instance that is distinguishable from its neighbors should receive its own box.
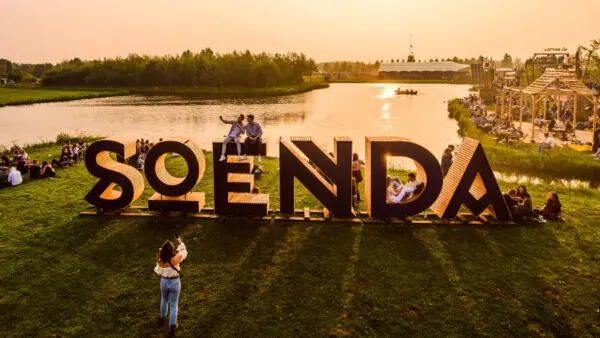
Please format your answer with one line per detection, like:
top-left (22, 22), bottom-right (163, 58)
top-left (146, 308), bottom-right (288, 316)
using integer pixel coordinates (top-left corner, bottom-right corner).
top-left (2, 142), bottom-right (600, 336)
top-left (0, 87), bottom-right (125, 107)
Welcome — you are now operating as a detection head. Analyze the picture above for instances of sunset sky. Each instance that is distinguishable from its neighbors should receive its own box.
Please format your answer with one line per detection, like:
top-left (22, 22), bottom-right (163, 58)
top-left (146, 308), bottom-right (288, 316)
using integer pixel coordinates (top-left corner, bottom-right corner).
top-left (2, 0), bottom-right (599, 64)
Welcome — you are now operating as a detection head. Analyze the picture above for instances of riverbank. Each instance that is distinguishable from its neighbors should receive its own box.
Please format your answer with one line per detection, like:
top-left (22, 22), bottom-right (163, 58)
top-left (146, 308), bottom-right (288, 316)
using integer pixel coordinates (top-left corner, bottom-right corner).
top-left (0, 82), bottom-right (329, 107)
top-left (448, 98), bottom-right (600, 181)
top-left (2, 140), bottom-right (600, 336)
top-left (0, 87), bottom-right (127, 107)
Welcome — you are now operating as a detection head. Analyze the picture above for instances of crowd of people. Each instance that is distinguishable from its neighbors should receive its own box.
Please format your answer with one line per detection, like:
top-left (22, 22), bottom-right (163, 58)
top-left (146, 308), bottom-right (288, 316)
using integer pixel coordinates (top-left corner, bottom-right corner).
top-left (503, 185), bottom-right (562, 223)
top-left (463, 94), bottom-right (526, 145)
top-left (0, 139), bottom-right (88, 188)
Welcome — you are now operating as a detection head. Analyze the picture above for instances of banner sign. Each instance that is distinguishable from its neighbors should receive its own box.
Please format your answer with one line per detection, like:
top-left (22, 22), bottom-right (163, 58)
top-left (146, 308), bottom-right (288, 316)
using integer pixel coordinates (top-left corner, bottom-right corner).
top-left (84, 136), bottom-right (512, 221)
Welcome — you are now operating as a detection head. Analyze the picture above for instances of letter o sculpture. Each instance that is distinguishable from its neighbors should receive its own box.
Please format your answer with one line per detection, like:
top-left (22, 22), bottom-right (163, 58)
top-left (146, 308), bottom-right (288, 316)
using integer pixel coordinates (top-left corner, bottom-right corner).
top-left (144, 138), bottom-right (205, 197)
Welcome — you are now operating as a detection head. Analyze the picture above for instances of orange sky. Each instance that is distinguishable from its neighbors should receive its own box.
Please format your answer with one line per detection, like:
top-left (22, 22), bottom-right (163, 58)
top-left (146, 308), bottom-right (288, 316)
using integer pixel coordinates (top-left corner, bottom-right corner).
top-left (2, 0), bottom-right (599, 64)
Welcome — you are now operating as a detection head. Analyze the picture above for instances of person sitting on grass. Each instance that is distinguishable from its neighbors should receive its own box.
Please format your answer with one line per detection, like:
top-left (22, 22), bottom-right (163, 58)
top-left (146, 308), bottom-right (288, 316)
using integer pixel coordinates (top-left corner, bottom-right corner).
top-left (396, 173), bottom-right (422, 202)
top-left (502, 189), bottom-right (518, 212)
top-left (52, 148), bottom-right (74, 168)
top-left (41, 161), bottom-right (56, 178)
top-left (7, 167), bottom-right (23, 187)
top-left (219, 114), bottom-right (245, 162)
top-left (515, 185), bottom-right (531, 202)
top-left (537, 133), bottom-right (554, 153)
top-left (29, 160), bottom-right (42, 179)
top-left (242, 114), bottom-right (263, 162)
top-left (386, 176), bottom-right (403, 204)
top-left (512, 198), bottom-right (535, 223)
top-left (537, 192), bottom-right (562, 221)
top-left (251, 165), bottom-right (264, 179)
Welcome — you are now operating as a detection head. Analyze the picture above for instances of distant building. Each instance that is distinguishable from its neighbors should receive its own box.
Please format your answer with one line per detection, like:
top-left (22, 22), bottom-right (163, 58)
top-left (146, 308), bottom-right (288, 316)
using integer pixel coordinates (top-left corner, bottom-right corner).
top-left (378, 61), bottom-right (470, 80)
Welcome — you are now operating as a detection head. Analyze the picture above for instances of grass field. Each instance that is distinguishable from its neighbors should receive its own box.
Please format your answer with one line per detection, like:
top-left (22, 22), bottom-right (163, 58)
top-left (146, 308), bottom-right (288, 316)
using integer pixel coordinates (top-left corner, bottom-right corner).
top-left (0, 87), bottom-right (126, 107)
top-left (2, 141), bottom-right (600, 336)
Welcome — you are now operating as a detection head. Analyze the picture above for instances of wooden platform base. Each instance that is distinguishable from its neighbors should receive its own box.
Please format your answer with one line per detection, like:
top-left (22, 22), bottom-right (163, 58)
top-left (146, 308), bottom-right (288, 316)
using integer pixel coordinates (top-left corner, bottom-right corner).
top-left (80, 207), bottom-right (514, 225)
top-left (147, 192), bottom-right (205, 213)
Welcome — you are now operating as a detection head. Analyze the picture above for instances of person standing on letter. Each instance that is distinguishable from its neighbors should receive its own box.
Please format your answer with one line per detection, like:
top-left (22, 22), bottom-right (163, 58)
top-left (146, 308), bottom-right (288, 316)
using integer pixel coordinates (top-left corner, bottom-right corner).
top-left (219, 114), bottom-right (245, 162)
top-left (242, 114), bottom-right (263, 162)
top-left (154, 235), bottom-right (187, 334)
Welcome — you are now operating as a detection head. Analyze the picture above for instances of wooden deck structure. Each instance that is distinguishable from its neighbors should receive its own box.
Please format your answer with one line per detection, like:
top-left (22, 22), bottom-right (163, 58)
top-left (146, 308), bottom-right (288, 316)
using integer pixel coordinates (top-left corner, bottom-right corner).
top-left (499, 69), bottom-right (598, 142)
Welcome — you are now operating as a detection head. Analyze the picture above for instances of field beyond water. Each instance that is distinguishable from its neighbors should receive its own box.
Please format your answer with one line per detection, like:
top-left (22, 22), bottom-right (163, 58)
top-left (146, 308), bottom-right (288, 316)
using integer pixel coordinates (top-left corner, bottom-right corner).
top-left (0, 82), bottom-right (329, 107)
top-left (0, 87), bottom-right (126, 107)
top-left (2, 142), bottom-right (600, 336)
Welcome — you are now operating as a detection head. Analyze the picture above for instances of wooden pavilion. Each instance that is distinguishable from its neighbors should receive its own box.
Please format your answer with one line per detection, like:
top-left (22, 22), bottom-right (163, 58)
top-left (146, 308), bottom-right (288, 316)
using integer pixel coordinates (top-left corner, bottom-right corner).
top-left (498, 69), bottom-right (598, 142)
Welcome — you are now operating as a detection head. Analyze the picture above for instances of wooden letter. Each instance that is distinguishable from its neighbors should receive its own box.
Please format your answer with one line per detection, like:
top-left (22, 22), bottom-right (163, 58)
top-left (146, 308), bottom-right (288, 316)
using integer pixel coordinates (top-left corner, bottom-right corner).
top-left (212, 140), bottom-right (269, 216)
top-left (365, 137), bottom-right (443, 219)
top-left (145, 138), bottom-right (206, 212)
top-left (279, 137), bottom-right (353, 217)
top-left (84, 138), bottom-right (144, 210)
top-left (430, 138), bottom-right (512, 220)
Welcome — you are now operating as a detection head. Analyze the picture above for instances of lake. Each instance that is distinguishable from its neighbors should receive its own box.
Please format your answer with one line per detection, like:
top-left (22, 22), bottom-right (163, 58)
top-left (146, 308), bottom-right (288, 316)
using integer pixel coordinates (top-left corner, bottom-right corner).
top-left (0, 83), bottom-right (468, 168)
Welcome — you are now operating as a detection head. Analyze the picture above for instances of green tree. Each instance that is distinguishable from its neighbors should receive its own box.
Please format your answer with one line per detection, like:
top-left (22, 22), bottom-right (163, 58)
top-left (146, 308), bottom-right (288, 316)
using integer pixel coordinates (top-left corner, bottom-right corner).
top-left (407, 55), bottom-right (415, 62)
top-left (500, 53), bottom-right (513, 68)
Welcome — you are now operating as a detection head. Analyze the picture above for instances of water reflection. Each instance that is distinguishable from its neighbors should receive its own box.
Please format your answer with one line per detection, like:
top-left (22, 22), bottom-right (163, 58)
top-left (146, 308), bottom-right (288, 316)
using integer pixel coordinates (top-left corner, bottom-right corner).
top-left (1, 83), bottom-right (468, 168)
top-left (494, 171), bottom-right (600, 190)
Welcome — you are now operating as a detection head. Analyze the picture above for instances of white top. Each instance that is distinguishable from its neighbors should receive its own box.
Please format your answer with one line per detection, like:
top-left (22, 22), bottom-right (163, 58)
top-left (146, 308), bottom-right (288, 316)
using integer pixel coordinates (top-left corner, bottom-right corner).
top-left (7, 168), bottom-right (22, 186)
top-left (154, 243), bottom-right (188, 278)
top-left (545, 136), bottom-right (555, 148)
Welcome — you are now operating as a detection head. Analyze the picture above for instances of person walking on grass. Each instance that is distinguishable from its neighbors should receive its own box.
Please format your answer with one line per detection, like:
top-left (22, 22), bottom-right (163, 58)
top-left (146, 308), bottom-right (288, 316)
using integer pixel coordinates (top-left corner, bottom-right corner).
top-left (154, 235), bottom-right (188, 334)
top-left (242, 114), bottom-right (263, 162)
top-left (219, 114), bottom-right (245, 162)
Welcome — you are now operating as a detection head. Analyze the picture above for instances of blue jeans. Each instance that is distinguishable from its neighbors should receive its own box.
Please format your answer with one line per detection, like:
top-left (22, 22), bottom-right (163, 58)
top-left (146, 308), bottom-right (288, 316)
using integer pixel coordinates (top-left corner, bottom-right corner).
top-left (160, 277), bottom-right (181, 326)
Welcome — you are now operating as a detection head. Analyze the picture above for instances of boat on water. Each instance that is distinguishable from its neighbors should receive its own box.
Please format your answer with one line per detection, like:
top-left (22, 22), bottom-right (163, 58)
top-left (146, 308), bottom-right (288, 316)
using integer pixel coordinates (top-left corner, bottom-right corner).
top-left (395, 87), bottom-right (418, 95)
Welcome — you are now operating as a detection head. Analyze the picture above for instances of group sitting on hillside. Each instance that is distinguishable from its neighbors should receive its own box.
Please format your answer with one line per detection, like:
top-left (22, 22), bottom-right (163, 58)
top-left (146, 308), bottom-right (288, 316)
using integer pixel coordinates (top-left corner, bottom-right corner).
top-left (502, 185), bottom-right (562, 223)
top-left (0, 139), bottom-right (88, 188)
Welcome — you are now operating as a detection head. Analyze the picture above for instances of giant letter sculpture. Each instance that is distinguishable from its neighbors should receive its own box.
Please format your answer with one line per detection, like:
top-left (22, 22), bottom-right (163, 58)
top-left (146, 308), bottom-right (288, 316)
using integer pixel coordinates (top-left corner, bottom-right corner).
top-left (365, 137), bottom-right (443, 219)
top-left (145, 138), bottom-right (206, 212)
top-left (430, 137), bottom-right (512, 220)
top-left (279, 136), bottom-right (353, 217)
top-left (85, 138), bottom-right (144, 210)
top-left (212, 139), bottom-right (269, 216)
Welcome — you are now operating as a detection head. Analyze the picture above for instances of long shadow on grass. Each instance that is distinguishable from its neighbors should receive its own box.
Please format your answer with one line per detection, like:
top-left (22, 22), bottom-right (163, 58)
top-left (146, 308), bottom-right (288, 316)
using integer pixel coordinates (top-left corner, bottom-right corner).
top-left (2, 217), bottom-right (264, 337)
top-left (343, 224), bottom-right (456, 336)
top-left (484, 224), bottom-right (579, 336)
top-left (199, 222), bottom-right (355, 337)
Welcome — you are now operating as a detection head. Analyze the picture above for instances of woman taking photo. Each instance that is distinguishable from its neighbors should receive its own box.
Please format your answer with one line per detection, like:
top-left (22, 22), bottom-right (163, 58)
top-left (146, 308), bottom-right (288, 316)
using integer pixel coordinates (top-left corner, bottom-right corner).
top-left (154, 235), bottom-right (188, 333)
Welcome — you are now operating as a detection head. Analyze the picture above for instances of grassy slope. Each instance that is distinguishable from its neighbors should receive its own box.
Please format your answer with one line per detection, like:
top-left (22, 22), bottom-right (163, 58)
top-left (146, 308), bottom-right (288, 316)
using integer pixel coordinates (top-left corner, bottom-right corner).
top-left (0, 87), bottom-right (126, 107)
top-left (1, 143), bottom-right (600, 336)
top-left (448, 99), bottom-right (600, 181)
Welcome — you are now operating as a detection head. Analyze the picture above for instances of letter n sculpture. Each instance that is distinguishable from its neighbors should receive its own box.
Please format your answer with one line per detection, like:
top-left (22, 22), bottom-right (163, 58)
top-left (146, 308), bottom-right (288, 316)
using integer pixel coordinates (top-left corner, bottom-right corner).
top-left (431, 137), bottom-right (512, 221)
top-left (279, 136), bottom-right (354, 217)
top-left (212, 139), bottom-right (269, 216)
top-left (84, 138), bottom-right (145, 210)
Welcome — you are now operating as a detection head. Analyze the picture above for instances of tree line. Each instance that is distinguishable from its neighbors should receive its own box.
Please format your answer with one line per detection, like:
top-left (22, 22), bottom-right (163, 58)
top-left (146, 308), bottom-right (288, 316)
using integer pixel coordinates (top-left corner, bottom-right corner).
top-left (40, 49), bottom-right (317, 87)
top-left (0, 59), bottom-right (53, 83)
